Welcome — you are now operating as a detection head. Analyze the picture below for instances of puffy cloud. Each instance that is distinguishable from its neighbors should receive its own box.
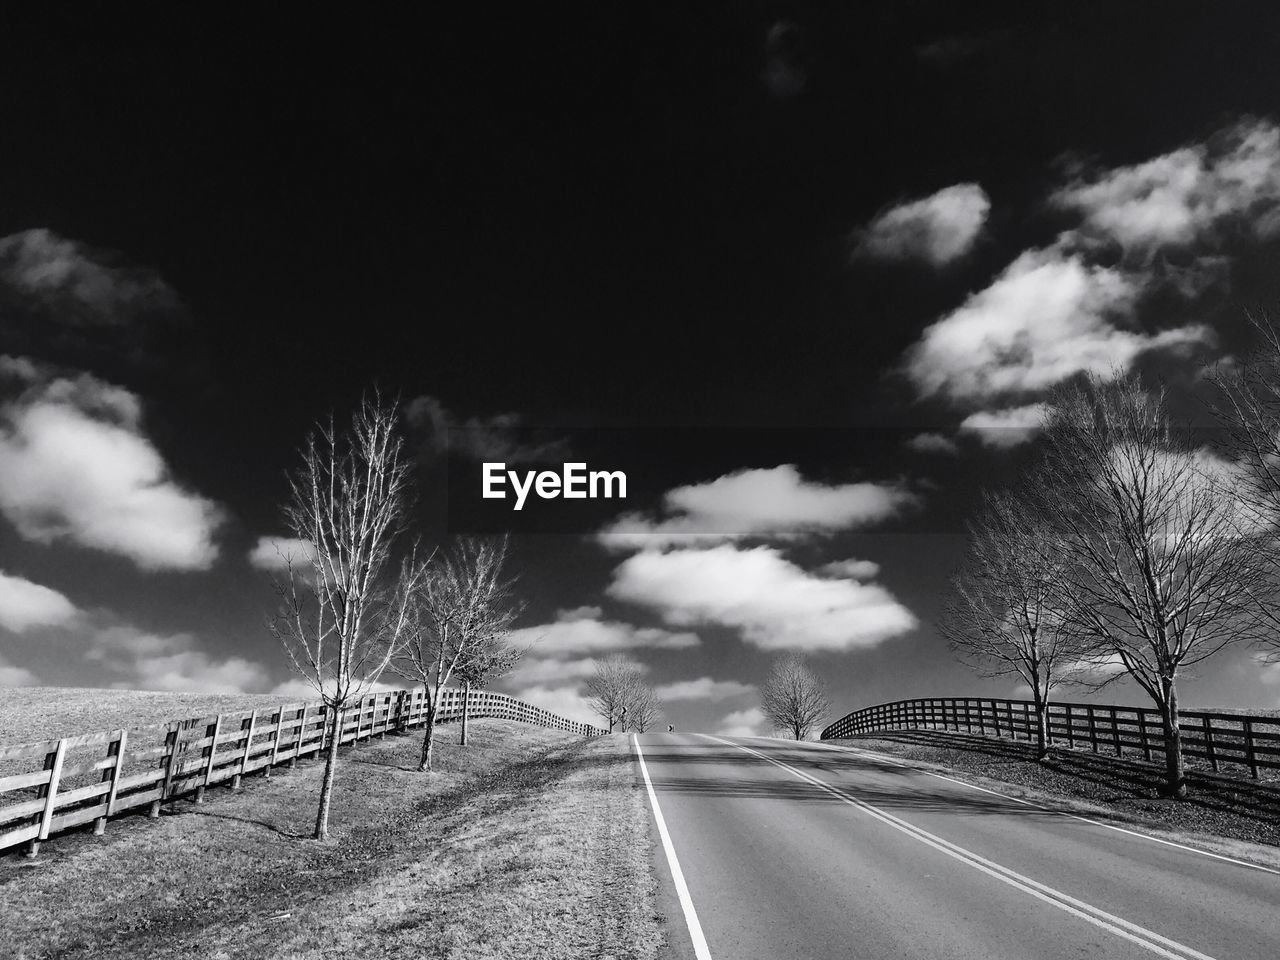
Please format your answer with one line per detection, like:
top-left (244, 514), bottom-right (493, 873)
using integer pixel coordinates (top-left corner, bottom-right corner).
top-left (817, 558), bottom-right (881, 580)
top-left (854, 183), bottom-right (990, 266)
top-left (0, 228), bottom-right (178, 325)
top-left (507, 606), bottom-right (699, 656)
top-left (903, 246), bottom-right (1210, 403)
top-left (0, 655), bottom-right (39, 687)
top-left (653, 676), bottom-right (754, 702)
top-left (87, 625), bottom-right (266, 694)
top-left (0, 363), bottom-right (223, 570)
top-left (0, 571), bottom-right (79, 632)
top-left (598, 465), bottom-right (917, 550)
top-left (904, 432), bottom-right (960, 455)
top-left (508, 684), bottom-right (600, 726)
top-left (406, 394), bottom-right (565, 463)
top-left (717, 706), bottom-right (767, 738)
top-left (1052, 119), bottom-right (1280, 252)
top-left (248, 536), bottom-right (318, 573)
top-left (608, 544), bottom-right (917, 651)
top-left (502, 654), bottom-right (644, 689)
top-left (267, 677), bottom-right (401, 700)
top-left (958, 403), bottom-right (1050, 448)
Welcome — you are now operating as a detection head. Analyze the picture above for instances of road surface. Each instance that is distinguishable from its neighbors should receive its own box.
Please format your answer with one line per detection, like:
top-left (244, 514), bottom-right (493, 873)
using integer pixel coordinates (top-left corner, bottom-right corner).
top-left (634, 733), bottom-right (1280, 960)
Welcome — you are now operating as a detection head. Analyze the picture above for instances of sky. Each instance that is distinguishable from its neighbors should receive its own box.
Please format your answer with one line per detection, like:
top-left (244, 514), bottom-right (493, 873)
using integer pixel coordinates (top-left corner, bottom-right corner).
top-left (5, 5), bottom-right (1280, 736)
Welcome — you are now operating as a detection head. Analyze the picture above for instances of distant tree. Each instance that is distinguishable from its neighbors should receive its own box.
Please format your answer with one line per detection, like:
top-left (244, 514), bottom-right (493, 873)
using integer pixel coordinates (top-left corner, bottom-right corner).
top-left (393, 535), bottom-right (519, 771)
top-left (585, 655), bottom-right (647, 732)
top-left (760, 654), bottom-right (829, 740)
top-left (1035, 374), bottom-right (1269, 798)
top-left (626, 682), bottom-right (661, 733)
top-left (269, 392), bottom-right (422, 840)
top-left (942, 485), bottom-right (1095, 760)
top-left (453, 630), bottom-right (524, 746)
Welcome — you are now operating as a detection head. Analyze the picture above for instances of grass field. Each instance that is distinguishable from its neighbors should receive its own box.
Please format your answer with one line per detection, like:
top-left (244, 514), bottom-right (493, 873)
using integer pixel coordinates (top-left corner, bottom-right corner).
top-left (0, 687), bottom-right (316, 746)
top-left (1, 717), bottom-right (662, 960)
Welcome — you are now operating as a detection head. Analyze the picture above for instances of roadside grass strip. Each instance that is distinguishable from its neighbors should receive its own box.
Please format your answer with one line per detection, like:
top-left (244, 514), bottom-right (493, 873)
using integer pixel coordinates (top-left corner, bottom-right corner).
top-left (705, 735), bottom-right (1221, 960)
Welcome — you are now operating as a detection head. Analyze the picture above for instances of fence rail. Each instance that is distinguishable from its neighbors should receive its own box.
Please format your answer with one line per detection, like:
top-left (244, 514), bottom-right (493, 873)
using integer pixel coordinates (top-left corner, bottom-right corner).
top-left (1, 686), bottom-right (602, 857)
top-left (820, 697), bottom-right (1280, 780)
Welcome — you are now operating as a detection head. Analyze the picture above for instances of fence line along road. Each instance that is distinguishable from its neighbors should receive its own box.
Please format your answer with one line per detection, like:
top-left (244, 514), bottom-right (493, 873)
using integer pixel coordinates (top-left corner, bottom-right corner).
top-left (0, 686), bottom-right (603, 859)
top-left (821, 696), bottom-right (1280, 780)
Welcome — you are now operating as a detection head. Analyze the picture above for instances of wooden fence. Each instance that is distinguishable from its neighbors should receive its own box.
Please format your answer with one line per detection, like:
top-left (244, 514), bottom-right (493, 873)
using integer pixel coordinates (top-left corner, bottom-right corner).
top-left (0, 686), bottom-right (602, 858)
top-left (820, 697), bottom-right (1280, 780)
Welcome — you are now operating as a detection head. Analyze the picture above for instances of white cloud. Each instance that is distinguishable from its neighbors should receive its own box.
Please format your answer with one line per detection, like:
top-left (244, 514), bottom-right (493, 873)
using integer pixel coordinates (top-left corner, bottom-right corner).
top-left (266, 676), bottom-right (401, 701)
top-left (248, 536), bottom-right (318, 573)
top-left (0, 365), bottom-right (223, 570)
top-left (502, 654), bottom-right (645, 688)
top-left (653, 676), bottom-right (755, 702)
top-left (1052, 119), bottom-right (1280, 252)
top-left (903, 246), bottom-right (1210, 403)
top-left (717, 706), bottom-right (767, 738)
top-left (87, 624), bottom-right (266, 694)
top-left (598, 465), bottom-right (917, 550)
top-left (0, 571), bottom-right (79, 632)
top-left (0, 228), bottom-right (177, 323)
top-left (507, 607), bottom-right (699, 656)
top-left (509, 684), bottom-right (600, 726)
top-left (608, 544), bottom-right (917, 651)
top-left (904, 432), bottom-right (960, 455)
top-left (855, 183), bottom-right (990, 266)
top-left (958, 403), bottom-right (1050, 448)
top-left (817, 558), bottom-right (881, 580)
top-left (0, 655), bottom-right (39, 687)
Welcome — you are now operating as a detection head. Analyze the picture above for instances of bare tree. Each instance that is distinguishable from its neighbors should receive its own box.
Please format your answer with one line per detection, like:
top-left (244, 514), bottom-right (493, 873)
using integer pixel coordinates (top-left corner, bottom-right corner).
top-left (1211, 312), bottom-right (1280, 646)
top-left (626, 682), bottom-right (661, 733)
top-left (585, 655), bottom-right (645, 733)
top-left (269, 392), bottom-right (421, 840)
top-left (393, 535), bottom-right (520, 771)
top-left (942, 486), bottom-right (1095, 759)
top-left (453, 630), bottom-right (524, 746)
top-left (1035, 374), bottom-right (1269, 798)
top-left (760, 654), bottom-right (829, 740)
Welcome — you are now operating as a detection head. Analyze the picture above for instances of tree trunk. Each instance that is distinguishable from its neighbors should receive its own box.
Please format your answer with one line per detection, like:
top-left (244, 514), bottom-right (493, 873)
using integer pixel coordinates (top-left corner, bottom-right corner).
top-left (1032, 688), bottom-right (1050, 761)
top-left (314, 704), bottom-right (343, 840)
top-left (419, 701), bottom-right (437, 772)
top-left (792, 723), bottom-right (802, 740)
top-left (1159, 679), bottom-right (1187, 799)
top-left (460, 680), bottom-right (470, 745)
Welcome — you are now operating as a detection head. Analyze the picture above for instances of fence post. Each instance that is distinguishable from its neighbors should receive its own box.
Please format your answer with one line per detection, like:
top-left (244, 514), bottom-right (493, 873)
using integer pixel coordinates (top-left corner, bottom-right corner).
top-left (150, 723), bottom-right (181, 818)
top-left (1137, 709), bottom-right (1152, 761)
top-left (1111, 708), bottom-right (1122, 757)
top-left (232, 711), bottom-right (257, 789)
top-left (195, 716), bottom-right (221, 803)
top-left (95, 730), bottom-right (128, 836)
top-left (1243, 719), bottom-right (1258, 779)
top-left (1086, 706), bottom-right (1098, 753)
top-left (25, 738), bottom-right (68, 859)
top-left (1202, 715), bottom-right (1218, 773)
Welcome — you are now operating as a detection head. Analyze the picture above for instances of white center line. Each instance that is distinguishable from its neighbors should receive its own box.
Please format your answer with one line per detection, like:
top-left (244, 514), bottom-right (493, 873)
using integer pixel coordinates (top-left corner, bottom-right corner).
top-left (704, 735), bottom-right (1221, 960)
top-left (633, 734), bottom-right (713, 960)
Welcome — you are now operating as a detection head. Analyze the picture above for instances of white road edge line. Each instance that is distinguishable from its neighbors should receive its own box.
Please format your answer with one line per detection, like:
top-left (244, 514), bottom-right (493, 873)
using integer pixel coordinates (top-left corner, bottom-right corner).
top-left (633, 734), bottom-right (713, 960)
top-left (704, 735), bottom-right (1221, 960)
top-left (778, 736), bottom-right (1280, 877)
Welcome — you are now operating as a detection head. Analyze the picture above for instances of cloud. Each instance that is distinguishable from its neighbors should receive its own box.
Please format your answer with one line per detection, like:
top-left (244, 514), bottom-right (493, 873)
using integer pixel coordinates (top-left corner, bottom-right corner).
top-left (763, 21), bottom-right (806, 99)
top-left (508, 684), bottom-right (600, 726)
top-left (817, 558), bottom-right (881, 580)
top-left (717, 706), bottom-right (767, 738)
top-left (501, 655), bottom-right (632, 688)
top-left (608, 544), bottom-right (917, 651)
top-left (903, 245), bottom-right (1210, 403)
top-left (653, 676), bottom-right (754, 702)
top-left (0, 571), bottom-right (79, 632)
top-left (0, 655), bottom-right (39, 687)
top-left (266, 677), bottom-right (401, 701)
top-left (854, 183), bottom-right (990, 266)
top-left (0, 363), bottom-right (224, 570)
top-left (406, 394), bottom-right (565, 464)
top-left (904, 432), bottom-right (960, 455)
top-left (87, 624), bottom-right (267, 694)
top-left (0, 228), bottom-right (178, 326)
top-left (507, 607), bottom-right (699, 656)
top-left (248, 536), bottom-right (318, 573)
top-left (598, 465), bottom-right (917, 550)
top-left (958, 403), bottom-right (1050, 448)
top-left (1052, 118), bottom-right (1280, 252)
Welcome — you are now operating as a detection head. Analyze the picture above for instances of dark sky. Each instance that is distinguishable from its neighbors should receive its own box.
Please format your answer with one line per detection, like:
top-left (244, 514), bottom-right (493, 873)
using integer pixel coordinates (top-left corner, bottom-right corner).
top-left (4, 4), bottom-right (1280, 733)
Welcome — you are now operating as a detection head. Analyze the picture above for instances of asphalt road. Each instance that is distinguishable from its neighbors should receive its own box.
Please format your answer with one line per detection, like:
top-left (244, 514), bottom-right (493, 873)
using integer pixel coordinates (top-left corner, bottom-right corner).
top-left (634, 733), bottom-right (1280, 960)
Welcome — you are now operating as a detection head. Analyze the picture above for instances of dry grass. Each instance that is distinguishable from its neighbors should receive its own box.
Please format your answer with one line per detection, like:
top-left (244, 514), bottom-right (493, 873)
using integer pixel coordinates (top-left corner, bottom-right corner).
top-left (0, 687), bottom-right (309, 746)
top-left (0, 719), bottom-right (662, 960)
